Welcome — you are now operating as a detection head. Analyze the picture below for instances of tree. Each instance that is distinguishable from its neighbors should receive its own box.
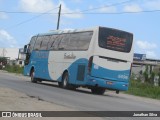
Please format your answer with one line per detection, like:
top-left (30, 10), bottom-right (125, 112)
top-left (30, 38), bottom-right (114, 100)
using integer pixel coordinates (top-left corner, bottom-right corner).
top-left (143, 65), bottom-right (149, 83)
top-left (158, 71), bottom-right (160, 86)
top-left (150, 72), bottom-right (155, 85)
top-left (0, 57), bottom-right (7, 65)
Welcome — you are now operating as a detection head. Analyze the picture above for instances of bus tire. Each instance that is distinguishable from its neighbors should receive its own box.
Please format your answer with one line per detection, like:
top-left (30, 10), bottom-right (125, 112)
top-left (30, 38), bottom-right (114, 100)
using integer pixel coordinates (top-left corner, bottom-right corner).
top-left (91, 88), bottom-right (106, 95)
top-left (58, 82), bottom-right (63, 88)
top-left (62, 72), bottom-right (69, 89)
top-left (31, 69), bottom-right (37, 83)
top-left (61, 72), bottom-right (76, 90)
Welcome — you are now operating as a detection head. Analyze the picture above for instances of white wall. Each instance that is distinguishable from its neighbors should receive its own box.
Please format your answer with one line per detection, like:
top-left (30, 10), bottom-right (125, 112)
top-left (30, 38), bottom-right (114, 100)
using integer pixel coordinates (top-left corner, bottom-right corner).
top-left (0, 48), bottom-right (19, 60)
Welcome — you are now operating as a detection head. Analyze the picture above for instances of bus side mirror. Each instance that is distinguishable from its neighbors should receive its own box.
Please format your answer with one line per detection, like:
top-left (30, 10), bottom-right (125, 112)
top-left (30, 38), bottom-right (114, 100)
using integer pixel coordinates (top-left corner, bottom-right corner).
top-left (24, 45), bottom-right (28, 54)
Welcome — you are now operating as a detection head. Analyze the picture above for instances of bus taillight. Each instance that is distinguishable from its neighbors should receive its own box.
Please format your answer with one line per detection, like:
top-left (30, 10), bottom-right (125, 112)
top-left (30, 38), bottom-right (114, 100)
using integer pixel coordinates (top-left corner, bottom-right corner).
top-left (129, 63), bottom-right (132, 78)
top-left (88, 56), bottom-right (93, 75)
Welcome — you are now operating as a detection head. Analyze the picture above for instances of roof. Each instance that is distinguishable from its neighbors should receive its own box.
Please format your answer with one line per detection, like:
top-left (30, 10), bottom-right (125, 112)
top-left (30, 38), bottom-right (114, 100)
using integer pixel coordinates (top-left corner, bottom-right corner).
top-left (146, 58), bottom-right (160, 62)
top-left (33, 26), bottom-right (133, 37)
top-left (35, 26), bottom-right (99, 36)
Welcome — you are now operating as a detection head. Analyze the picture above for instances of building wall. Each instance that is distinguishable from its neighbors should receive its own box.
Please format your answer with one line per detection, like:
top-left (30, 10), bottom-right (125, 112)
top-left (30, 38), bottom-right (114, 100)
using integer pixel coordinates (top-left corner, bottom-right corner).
top-left (131, 65), bottom-right (145, 76)
top-left (0, 48), bottom-right (19, 60)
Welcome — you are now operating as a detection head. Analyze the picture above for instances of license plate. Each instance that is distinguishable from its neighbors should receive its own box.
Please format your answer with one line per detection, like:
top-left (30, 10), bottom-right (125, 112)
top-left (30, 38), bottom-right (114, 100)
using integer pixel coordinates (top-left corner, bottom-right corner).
top-left (107, 81), bottom-right (113, 85)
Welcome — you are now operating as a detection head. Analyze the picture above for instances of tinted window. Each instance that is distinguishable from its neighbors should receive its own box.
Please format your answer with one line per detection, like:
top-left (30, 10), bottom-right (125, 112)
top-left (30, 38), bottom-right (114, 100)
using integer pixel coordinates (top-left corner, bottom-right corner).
top-left (47, 35), bottom-right (57, 49)
top-left (34, 36), bottom-right (43, 50)
top-left (58, 32), bottom-right (92, 51)
top-left (28, 36), bottom-right (36, 53)
top-left (40, 35), bottom-right (51, 50)
top-left (58, 34), bottom-right (70, 50)
top-left (99, 27), bottom-right (133, 53)
top-left (67, 32), bottom-right (93, 50)
top-left (49, 34), bottom-right (62, 50)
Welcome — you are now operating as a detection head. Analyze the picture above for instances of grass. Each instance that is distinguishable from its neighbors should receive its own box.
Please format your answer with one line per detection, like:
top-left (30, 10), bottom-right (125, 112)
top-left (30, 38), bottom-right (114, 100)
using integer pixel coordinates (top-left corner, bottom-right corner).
top-left (4, 65), bottom-right (24, 74)
top-left (126, 80), bottom-right (160, 100)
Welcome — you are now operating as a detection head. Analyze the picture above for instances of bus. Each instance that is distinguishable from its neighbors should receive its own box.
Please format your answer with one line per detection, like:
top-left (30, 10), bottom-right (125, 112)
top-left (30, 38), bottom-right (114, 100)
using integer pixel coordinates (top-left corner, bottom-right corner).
top-left (23, 26), bottom-right (134, 95)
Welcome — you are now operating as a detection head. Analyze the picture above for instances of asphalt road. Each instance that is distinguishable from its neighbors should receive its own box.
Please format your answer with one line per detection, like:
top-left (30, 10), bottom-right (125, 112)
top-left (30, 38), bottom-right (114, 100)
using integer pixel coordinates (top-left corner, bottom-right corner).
top-left (0, 71), bottom-right (159, 120)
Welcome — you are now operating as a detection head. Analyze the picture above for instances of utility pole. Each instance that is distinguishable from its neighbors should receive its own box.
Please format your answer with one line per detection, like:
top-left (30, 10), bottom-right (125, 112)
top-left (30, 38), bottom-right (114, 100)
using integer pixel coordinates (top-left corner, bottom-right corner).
top-left (57, 4), bottom-right (61, 30)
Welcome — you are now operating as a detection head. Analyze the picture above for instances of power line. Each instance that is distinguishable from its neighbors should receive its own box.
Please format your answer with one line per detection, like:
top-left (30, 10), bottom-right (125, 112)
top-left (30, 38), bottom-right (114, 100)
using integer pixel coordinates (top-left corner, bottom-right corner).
top-left (0, 11), bottom-right (42, 14)
top-left (2, 0), bottom-right (158, 16)
top-left (62, 9), bottom-right (160, 15)
top-left (6, 7), bottom-right (59, 29)
top-left (70, 0), bottom-right (134, 13)
top-left (1, 9), bottom-right (160, 16)
top-left (1, 0), bottom-right (160, 16)
top-left (2, 0), bottom-right (160, 29)
top-left (0, 10), bottom-right (54, 14)
top-left (0, 0), bottom-right (134, 15)
top-left (3, 9), bottom-right (160, 29)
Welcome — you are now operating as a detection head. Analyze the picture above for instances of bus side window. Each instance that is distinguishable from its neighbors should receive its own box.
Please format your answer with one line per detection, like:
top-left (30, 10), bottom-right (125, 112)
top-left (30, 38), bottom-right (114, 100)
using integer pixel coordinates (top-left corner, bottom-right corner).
top-left (47, 35), bottom-right (57, 50)
top-left (40, 35), bottom-right (51, 50)
top-left (34, 36), bottom-right (43, 50)
top-left (78, 32), bottom-right (93, 50)
top-left (67, 32), bottom-right (93, 50)
top-left (49, 34), bottom-right (62, 50)
top-left (58, 34), bottom-right (70, 50)
top-left (67, 33), bottom-right (78, 50)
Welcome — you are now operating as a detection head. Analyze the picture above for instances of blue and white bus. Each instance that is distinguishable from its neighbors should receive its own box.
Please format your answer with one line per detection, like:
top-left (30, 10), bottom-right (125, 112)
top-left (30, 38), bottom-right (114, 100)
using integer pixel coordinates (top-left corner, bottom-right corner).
top-left (23, 26), bottom-right (134, 95)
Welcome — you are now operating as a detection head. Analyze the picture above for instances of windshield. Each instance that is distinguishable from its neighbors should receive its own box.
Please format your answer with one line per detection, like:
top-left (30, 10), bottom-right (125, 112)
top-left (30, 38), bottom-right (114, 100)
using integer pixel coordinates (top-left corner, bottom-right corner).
top-left (98, 27), bottom-right (133, 53)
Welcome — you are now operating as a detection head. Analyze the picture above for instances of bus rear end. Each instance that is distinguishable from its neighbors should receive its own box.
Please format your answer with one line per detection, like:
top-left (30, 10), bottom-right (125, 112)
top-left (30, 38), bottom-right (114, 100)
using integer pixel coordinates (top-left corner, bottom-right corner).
top-left (87, 27), bottom-right (133, 93)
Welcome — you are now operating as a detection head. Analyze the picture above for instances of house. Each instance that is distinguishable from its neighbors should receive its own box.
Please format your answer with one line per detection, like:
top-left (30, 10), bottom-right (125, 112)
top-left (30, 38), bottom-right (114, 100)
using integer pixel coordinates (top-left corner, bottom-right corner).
top-left (0, 48), bottom-right (25, 66)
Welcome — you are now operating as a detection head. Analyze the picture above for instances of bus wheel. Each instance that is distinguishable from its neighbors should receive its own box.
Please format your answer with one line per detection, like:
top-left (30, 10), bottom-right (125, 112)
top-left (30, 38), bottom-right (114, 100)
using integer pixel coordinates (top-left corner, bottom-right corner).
top-left (58, 82), bottom-right (63, 88)
top-left (62, 72), bottom-right (69, 89)
top-left (31, 70), bottom-right (37, 83)
top-left (91, 88), bottom-right (106, 95)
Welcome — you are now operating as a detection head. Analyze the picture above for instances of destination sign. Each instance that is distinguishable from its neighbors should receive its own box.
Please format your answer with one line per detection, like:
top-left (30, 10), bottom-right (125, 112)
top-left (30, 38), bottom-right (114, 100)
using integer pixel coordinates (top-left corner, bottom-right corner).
top-left (106, 36), bottom-right (127, 52)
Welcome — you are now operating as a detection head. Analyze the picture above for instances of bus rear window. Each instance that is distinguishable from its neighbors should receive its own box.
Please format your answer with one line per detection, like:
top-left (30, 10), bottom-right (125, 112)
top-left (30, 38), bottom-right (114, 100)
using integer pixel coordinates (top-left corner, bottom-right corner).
top-left (98, 27), bottom-right (133, 53)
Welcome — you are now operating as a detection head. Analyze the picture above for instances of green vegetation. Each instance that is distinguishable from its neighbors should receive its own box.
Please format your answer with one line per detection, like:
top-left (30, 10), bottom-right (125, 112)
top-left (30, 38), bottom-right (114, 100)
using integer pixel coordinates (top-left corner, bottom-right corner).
top-left (143, 65), bottom-right (149, 83)
top-left (4, 65), bottom-right (24, 74)
top-left (126, 80), bottom-right (160, 100)
top-left (158, 72), bottom-right (160, 86)
top-left (0, 57), bottom-right (8, 69)
top-left (0, 57), bottom-right (8, 64)
top-left (126, 65), bottom-right (160, 100)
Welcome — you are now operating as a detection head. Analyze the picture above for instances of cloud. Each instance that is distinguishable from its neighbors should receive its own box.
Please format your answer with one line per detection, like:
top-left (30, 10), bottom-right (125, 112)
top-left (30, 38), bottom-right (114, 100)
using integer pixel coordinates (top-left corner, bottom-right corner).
top-left (98, 6), bottom-right (117, 13)
top-left (123, 4), bottom-right (142, 12)
top-left (88, 3), bottom-right (117, 13)
top-left (0, 29), bottom-right (18, 48)
top-left (70, 0), bottom-right (83, 3)
top-left (144, 0), bottom-right (160, 10)
top-left (59, 0), bottom-right (83, 19)
top-left (146, 51), bottom-right (157, 58)
top-left (20, 0), bottom-right (55, 13)
top-left (136, 40), bottom-right (158, 58)
top-left (19, 0), bottom-right (83, 19)
top-left (0, 0), bottom-right (8, 19)
top-left (0, 12), bottom-right (8, 19)
top-left (136, 40), bottom-right (157, 50)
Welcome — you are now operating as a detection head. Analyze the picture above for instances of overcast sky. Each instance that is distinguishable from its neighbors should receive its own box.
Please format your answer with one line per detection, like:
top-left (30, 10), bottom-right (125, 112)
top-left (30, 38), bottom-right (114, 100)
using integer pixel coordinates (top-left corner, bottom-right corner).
top-left (0, 0), bottom-right (160, 59)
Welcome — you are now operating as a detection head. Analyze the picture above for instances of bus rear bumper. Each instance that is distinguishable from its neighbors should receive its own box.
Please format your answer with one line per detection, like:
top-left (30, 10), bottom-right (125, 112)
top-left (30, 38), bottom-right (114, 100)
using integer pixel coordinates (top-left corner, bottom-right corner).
top-left (86, 76), bottom-right (129, 91)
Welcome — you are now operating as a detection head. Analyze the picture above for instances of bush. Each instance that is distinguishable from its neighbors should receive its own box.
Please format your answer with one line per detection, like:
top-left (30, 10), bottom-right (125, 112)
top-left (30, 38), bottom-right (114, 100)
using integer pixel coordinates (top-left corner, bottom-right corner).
top-left (150, 72), bottom-right (155, 85)
top-left (4, 65), bottom-right (24, 74)
top-left (158, 72), bottom-right (160, 86)
top-left (143, 71), bottom-right (149, 83)
top-left (126, 80), bottom-right (160, 100)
